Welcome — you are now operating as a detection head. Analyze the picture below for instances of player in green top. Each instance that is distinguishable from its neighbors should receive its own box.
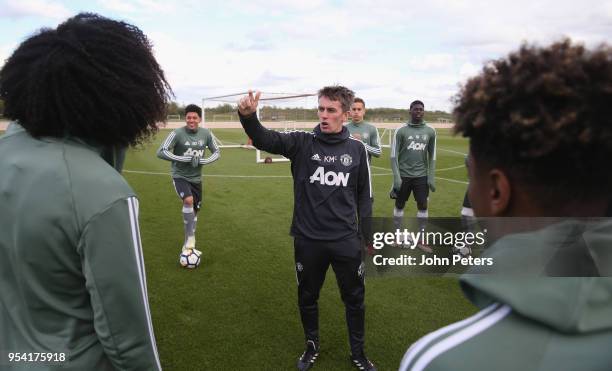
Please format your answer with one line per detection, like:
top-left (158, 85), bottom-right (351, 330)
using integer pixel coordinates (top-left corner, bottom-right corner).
top-left (0, 13), bottom-right (169, 370)
top-left (346, 97), bottom-right (381, 159)
top-left (400, 39), bottom-right (612, 371)
top-left (390, 100), bottom-right (436, 249)
top-left (157, 104), bottom-right (220, 252)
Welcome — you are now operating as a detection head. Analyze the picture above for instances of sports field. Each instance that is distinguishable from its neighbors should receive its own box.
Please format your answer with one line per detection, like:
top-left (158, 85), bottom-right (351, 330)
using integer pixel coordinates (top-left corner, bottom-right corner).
top-left (120, 126), bottom-right (476, 370)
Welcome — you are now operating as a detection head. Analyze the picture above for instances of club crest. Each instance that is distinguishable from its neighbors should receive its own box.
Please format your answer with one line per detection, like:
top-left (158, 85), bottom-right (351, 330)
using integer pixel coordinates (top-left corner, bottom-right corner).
top-left (340, 154), bottom-right (352, 167)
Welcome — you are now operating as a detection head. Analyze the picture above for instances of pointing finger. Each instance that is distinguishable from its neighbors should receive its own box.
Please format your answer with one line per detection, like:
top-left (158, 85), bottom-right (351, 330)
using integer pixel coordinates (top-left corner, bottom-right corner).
top-left (248, 90), bottom-right (254, 105)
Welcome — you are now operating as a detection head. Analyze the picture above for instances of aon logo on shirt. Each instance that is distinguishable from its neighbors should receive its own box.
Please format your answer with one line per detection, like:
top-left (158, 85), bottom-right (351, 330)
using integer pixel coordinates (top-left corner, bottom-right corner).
top-left (309, 166), bottom-right (350, 187)
top-left (184, 148), bottom-right (205, 157)
top-left (407, 141), bottom-right (426, 151)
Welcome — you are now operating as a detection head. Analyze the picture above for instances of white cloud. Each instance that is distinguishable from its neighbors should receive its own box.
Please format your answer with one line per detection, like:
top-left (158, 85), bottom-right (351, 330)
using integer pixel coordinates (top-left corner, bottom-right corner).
top-left (96, 0), bottom-right (138, 13)
top-left (4, 0), bottom-right (610, 112)
top-left (97, 0), bottom-right (176, 14)
top-left (406, 54), bottom-right (456, 72)
top-left (0, 42), bottom-right (18, 65)
top-left (458, 62), bottom-right (480, 80)
top-left (0, 0), bottom-right (71, 19)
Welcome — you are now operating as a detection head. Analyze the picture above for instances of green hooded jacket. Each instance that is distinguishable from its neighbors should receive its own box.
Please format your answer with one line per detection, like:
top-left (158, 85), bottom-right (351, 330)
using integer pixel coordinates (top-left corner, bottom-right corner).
top-left (400, 220), bottom-right (612, 371)
top-left (0, 124), bottom-right (161, 370)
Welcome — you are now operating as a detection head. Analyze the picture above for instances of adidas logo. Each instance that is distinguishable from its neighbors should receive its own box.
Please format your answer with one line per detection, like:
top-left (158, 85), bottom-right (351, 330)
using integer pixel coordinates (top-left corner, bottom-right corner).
top-left (310, 154), bottom-right (321, 161)
top-left (185, 141), bottom-right (190, 145)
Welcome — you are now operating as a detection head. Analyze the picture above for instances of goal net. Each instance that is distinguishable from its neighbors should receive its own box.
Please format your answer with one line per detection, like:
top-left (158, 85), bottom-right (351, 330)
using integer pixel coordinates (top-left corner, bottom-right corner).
top-left (202, 92), bottom-right (317, 162)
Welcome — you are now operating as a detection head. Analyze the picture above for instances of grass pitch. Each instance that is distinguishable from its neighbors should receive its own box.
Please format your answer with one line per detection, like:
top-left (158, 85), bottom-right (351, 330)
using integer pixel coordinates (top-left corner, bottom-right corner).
top-left (123, 127), bottom-right (475, 370)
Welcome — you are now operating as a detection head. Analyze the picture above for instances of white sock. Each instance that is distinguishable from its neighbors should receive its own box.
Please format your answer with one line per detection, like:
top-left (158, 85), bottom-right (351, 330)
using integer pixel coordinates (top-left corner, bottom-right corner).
top-left (393, 207), bottom-right (404, 231)
top-left (182, 206), bottom-right (195, 246)
top-left (461, 207), bottom-right (474, 217)
top-left (417, 209), bottom-right (428, 234)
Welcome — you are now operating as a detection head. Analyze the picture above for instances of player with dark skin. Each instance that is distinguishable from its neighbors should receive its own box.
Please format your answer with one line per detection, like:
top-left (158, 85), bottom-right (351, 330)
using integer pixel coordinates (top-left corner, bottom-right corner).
top-left (400, 39), bottom-right (612, 371)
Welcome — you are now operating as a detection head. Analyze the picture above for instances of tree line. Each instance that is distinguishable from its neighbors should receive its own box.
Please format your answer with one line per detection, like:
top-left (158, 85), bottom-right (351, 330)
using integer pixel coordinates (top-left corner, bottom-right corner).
top-left (0, 101), bottom-right (452, 123)
top-left (169, 103), bottom-right (453, 122)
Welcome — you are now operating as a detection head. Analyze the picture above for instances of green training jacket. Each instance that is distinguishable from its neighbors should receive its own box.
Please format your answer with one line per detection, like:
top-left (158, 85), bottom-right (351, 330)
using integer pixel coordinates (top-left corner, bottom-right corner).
top-left (390, 122), bottom-right (436, 188)
top-left (0, 124), bottom-right (161, 370)
top-left (156, 126), bottom-right (220, 183)
top-left (399, 219), bottom-right (612, 371)
top-left (345, 120), bottom-right (382, 158)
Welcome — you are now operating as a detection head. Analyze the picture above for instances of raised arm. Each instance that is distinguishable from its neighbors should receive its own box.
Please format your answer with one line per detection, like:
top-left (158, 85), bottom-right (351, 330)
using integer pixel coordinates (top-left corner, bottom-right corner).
top-left (238, 90), bottom-right (302, 159)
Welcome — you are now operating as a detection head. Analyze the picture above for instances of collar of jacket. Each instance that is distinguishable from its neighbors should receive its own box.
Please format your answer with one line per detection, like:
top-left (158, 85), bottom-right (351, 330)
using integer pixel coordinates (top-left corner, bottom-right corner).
top-left (7, 121), bottom-right (125, 173)
top-left (313, 124), bottom-right (349, 144)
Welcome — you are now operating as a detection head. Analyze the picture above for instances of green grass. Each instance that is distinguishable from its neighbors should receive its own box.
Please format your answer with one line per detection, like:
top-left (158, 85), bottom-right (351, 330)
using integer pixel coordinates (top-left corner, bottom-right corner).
top-left (124, 127), bottom-right (476, 370)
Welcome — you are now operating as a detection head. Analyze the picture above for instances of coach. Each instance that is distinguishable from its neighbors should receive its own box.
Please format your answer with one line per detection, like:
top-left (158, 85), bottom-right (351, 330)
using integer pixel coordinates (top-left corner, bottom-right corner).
top-left (238, 87), bottom-right (376, 371)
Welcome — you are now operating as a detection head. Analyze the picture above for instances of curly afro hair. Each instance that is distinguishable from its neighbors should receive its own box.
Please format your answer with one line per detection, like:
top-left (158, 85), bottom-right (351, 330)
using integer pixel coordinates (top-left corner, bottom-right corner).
top-left (0, 13), bottom-right (173, 147)
top-left (453, 39), bottom-right (612, 200)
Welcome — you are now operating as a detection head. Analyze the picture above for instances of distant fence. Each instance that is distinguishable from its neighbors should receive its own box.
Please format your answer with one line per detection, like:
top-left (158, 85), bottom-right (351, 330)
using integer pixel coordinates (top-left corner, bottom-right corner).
top-left (158, 121), bottom-right (454, 129)
top-left (0, 120), bottom-right (454, 131)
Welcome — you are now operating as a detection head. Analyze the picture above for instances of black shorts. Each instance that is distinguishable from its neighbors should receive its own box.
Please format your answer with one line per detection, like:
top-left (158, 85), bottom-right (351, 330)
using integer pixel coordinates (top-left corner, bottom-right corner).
top-left (172, 178), bottom-right (202, 211)
top-left (395, 176), bottom-right (428, 209)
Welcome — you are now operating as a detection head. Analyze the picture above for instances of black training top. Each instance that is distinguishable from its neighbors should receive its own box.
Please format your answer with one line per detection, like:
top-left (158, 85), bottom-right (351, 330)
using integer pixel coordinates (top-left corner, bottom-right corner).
top-left (239, 112), bottom-right (372, 241)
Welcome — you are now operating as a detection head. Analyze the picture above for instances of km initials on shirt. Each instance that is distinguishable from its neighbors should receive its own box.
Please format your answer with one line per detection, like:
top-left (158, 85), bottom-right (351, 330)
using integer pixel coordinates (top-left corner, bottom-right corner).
top-left (309, 166), bottom-right (350, 187)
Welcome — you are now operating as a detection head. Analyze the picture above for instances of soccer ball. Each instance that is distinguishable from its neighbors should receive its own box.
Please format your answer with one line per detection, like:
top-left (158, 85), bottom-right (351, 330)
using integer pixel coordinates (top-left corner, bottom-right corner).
top-left (179, 248), bottom-right (202, 269)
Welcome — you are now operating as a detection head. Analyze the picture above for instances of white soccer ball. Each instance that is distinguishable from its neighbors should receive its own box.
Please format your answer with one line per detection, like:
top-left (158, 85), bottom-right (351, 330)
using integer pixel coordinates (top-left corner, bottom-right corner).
top-left (179, 248), bottom-right (202, 269)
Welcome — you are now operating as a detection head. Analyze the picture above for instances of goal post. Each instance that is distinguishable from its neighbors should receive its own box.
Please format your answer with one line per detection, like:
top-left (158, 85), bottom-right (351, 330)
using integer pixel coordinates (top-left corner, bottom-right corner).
top-left (202, 91), bottom-right (317, 163)
top-left (380, 128), bottom-right (395, 148)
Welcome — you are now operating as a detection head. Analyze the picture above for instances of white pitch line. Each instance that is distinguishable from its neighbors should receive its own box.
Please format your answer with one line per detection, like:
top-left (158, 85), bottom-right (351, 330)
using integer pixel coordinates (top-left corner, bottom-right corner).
top-left (437, 176), bottom-right (468, 185)
top-left (438, 148), bottom-right (467, 156)
top-left (437, 164), bottom-right (466, 172)
top-left (123, 169), bottom-right (392, 178)
top-left (371, 164), bottom-right (464, 172)
top-left (123, 170), bottom-right (469, 185)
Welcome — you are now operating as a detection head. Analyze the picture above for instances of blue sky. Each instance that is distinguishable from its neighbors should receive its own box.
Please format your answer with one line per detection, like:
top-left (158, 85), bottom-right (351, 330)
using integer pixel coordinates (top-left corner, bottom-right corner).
top-left (1, 0), bottom-right (611, 111)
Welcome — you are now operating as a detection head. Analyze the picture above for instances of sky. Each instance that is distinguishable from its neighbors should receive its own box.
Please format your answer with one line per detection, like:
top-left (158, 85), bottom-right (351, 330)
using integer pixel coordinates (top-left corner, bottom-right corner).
top-left (1, 0), bottom-right (611, 112)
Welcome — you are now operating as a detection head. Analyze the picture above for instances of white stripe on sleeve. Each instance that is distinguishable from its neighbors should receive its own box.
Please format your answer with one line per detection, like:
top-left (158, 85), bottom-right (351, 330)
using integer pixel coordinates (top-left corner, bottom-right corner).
top-left (127, 197), bottom-right (162, 371)
top-left (200, 136), bottom-right (220, 165)
top-left (431, 127), bottom-right (437, 161)
top-left (401, 304), bottom-right (511, 371)
top-left (161, 131), bottom-right (191, 162)
top-left (350, 137), bottom-right (372, 198)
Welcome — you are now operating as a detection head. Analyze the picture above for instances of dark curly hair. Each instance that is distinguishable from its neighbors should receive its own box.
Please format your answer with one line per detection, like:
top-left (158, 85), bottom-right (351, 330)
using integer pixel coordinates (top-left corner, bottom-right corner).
top-left (184, 104), bottom-right (202, 118)
top-left (410, 100), bottom-right (424, 109)
top-left (453, 39), bottom-right (612, 201)
top-left (318, 85), bottom-right (355, 113)
top-left (0, 13), bottom-right (172, 147)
